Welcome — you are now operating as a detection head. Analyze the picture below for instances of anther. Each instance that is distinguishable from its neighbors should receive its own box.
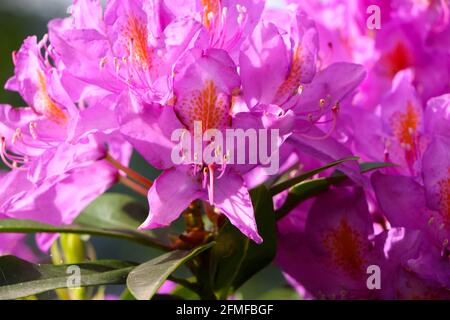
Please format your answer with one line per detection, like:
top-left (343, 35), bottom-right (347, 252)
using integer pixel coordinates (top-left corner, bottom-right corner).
top-left (207, 12), bottom-right (215, 24)
top-left (12, 128), bottom-right (22, 145)
top-left (12, 51), bottom-right (17, 65)
top-left (113, 57), bottom-right (121, 74)
top-left (99, 57), bottom-right (108, 69)
top-left (319, 98), bottom-right (326, 107)
top-left (29, 122), bottom-right (38, 140)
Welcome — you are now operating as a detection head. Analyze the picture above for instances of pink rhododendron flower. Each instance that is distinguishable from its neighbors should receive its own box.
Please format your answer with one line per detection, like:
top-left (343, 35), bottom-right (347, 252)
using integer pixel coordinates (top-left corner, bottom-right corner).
top-left (277, 186), bottom-right (450, 299)
top-left (118, 48), bottom-right (264, 243)
top-left (372, 136), bottom-right (450, 287)
top-left (0, 0), bottom-right (448, 301)
top-left (0, 34), bottom-right (131, 251)
top-left (239, 5), bottom-right (365, 181)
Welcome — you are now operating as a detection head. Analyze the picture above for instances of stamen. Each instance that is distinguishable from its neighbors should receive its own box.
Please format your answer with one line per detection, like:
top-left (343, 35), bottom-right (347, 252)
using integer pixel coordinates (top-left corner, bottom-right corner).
top-left (216, 154), bottom-right (228, 179)
top-left (106, 153), bottom-right (152, 188)
top-left (29, 121), bottom-right (38, 140)
top-left (99, 57), bottom-right (108, 69)
top-left (0, 137), bottom-right (28, 171)
top-left (208, 164), bottom-right (215, 205)
top-left (12, 128), bottom-right (22, 145)
top-left (114, 57), bottom-right (121, 74)
top-left (202, 167), bottom-right (209, 189)
top-left (119, 175), bottom-right (149, 197)
top-left (295, 105), bottom-right (338, 140)
top-left (222, 6), bottom-right (247, 50)
top-left (12, 51), bottom-right (17, 65)
top-left (221, 7), bottom-right (228, 23)
top-left (319, 98), bottom-right (326, 107)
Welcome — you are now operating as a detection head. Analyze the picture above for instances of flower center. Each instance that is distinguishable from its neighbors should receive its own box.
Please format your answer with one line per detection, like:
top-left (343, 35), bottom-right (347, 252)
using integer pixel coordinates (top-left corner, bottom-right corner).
top-left (385, 42), bottom-right (412, 78)
top-left (176, 80), bottom-right (231, 133)
top-left (438, 169), bottom-right (450, 229)
top-left (390, 102), bottom-right (420, 166)
top-left (126, 16), bottom-right (151, 69)
top-left (201, 1), bottom-right (248, 50)
top-left (322, 217), bottom-right (367, 278)
top-left (201, 0), bottom-right (220, 29)
top-left (34, 71), bottom-right (68, 124)
top-left (273, 45), bottom-right (303, 105)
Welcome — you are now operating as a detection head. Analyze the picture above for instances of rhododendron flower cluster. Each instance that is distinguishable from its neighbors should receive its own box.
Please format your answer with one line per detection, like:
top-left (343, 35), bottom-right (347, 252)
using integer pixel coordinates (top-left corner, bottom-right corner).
top-left (0, 0), bottom-right (448, 301)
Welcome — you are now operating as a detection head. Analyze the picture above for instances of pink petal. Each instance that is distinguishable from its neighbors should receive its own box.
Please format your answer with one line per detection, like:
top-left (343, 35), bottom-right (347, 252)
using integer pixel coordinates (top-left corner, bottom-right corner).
top-left (140, 166), bottom-right (205, 230)
top-left (371, 171), bottom-right (429, 230)
top-left (213, 170), bottom-right (262, 244)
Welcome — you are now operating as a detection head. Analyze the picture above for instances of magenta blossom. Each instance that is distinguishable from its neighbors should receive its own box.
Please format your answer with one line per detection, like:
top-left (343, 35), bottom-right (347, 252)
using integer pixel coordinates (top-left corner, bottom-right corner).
top-left (48, 0), bottom-right (206, 105)
top-left (0, 212), bottom-right (36, 261)
top-left (372, 136), bottom-right (450, 287)
top-left (239, 7), bottom-right (365, 181)
top-left (117, 48), bottom-right (272, 243)
top-left (166, 0), bottom-right (265, 59)
top-left (277, 186), bottom-right (450, 299)
top-left (277, 187), bottom-right (381, 299)
top-left (288, 0), bottom-right (450, 107)
top-left (0, 35), bottom-right (131, 251)
top-left (350, 76), bottom-right (449, 177)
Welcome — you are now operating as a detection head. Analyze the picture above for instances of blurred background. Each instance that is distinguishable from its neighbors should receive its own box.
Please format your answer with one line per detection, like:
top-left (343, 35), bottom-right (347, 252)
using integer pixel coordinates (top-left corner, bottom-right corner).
top-left (0, 0), bottom-right (293, 299)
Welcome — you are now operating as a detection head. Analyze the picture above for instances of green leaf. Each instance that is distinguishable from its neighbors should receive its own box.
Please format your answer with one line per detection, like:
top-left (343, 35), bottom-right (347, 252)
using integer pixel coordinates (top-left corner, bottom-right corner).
top-left (270, 156), bottom-right (359, 196)
top-left (75, 193), bottom-right (147, 230)
top-left (126, 242), bottom-right (215, 300)
top-left (275, 178), bottom-right (332, 219)
top-left (0, 256), bottom-right (135, 300)
top-left (0, 219), bottom-right (170, 251)
top-left (210, 185), bottom-right (277, 298)
top-left (209, 220), bottom-right (248, 296)
top-left (276, 161), bottom-right (396, 220)
top-left (232, 186), bottom-right (277, 289)
top-left (346, 161), bottom-right (397, 175)
top-left (256, 287), bottom-right (300, 300)
top-left (172, 285), bottom-right (201, 300)
top-left (120, 288), bottom-right (136, 300)
top-left (331, 162), bottom-right (398, 179)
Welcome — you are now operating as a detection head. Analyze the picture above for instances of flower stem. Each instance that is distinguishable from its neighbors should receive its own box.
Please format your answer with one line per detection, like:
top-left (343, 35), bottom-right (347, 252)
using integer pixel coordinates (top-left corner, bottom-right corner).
top-left (119, 176), bottom-right (149, 197)
top-left (106, 154), bottom-right (153, 188)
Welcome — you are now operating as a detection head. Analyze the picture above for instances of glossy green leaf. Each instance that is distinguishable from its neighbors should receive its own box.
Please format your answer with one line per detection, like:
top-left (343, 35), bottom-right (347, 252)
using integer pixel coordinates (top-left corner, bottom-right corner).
top-left (0, 219), bottom-right (170, 251)
top-left (210, 185), bottom-right (277, 298)
top-left (256, 287), bottom-right (300, 300)
top-left (270, 156), bottom-right (359, 196)
top-left (126, 242), bottom-right (214, 300)
top-left (75, 193), bottom-right (147, 230)
top-left (0, 256), bottom-right (135, 300)
top-left (276, 162), bottom-right (396, 220)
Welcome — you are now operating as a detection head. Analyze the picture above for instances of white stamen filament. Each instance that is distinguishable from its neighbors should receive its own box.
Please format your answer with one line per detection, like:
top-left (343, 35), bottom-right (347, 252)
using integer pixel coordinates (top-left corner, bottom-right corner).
top-left (208, 164), bottom-right (215, 205)
top-left (0, 137), bottom-right (28, 171)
